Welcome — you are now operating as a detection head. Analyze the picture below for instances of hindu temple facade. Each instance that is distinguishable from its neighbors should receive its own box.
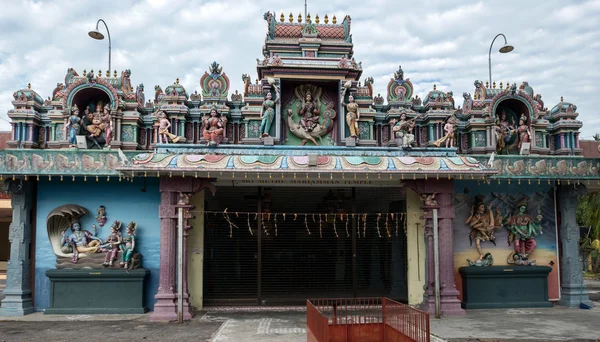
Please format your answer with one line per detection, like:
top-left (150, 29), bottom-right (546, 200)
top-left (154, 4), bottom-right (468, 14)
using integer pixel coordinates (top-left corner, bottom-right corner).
top-left (0, 11), bottom-right (598, 319)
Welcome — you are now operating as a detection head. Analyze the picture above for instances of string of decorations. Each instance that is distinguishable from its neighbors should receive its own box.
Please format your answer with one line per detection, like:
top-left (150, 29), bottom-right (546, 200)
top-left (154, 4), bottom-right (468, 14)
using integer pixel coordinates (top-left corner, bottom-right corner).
top-left (198, 210), bottom-right (411, 239)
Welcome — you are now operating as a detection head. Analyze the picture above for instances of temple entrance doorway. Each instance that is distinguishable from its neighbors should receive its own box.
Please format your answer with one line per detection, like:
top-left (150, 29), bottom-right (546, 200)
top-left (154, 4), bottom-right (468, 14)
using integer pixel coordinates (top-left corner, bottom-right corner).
top-left (202, 186), bottom-right (408, 306)
top-left (494, 98), bottom-right (533, 154)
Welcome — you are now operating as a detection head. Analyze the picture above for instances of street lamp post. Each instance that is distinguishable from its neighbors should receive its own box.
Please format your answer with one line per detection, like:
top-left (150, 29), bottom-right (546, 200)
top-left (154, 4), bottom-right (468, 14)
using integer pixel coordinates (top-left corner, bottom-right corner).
top-left (88, 19), bottom-right (112, 74)
top-left (488, 33), bottom-right (514, 87)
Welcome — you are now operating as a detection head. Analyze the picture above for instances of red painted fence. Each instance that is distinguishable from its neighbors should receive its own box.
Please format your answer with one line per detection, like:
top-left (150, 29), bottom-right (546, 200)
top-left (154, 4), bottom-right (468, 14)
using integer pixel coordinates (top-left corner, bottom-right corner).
top-left (307, 298), bottom-right (430, 342)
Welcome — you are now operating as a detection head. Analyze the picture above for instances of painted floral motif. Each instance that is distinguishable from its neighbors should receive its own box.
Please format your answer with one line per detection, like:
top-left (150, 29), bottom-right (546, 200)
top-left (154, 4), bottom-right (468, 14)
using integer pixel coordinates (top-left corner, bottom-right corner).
top-left (56, 124), bottom-right (64, 140)
top-left (121, 126), bottom-right (134, 142)
top-left (248, 120), bottom-right (261, 139)
top-left (358, 121), bottom-right (370, 140)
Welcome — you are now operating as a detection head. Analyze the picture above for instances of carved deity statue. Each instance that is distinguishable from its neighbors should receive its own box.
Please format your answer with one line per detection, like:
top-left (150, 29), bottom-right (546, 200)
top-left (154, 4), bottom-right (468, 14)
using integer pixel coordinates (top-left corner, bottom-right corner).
top-left (501, 198), bottom-right (543, 266)
top-left (102, 104), bottom-right (113, 147)
top-left (392, 112), bottom-right (416, 148)
top-left (465, 198), bottom-right (501, 261)
top-left (299, 92), bottom-right (320, 132)
top-left (434, 115), bottom-right (457, 148)
top-left (61, 221), bottom-right (102, 263)
top-left (260, 88), bottom-right (280, 137)
top-left (65, 105), bottom-right (81, 147)
top-left (344, 94), bottom-right (360, 138)
top-left (120, 222), bottom-right (137, 269)
top-left (100, 220), bottom-right (122, 267)
top-left (202, 106), bottom-right (227, 146)
top-left (96, 205), bottom-right (107, 227)
top-left (156, 110), bottom-right (181, 144)
top-left (517, 113), bottom-right (531, 150)
top-left (494, 110), bottom-right (515, 154)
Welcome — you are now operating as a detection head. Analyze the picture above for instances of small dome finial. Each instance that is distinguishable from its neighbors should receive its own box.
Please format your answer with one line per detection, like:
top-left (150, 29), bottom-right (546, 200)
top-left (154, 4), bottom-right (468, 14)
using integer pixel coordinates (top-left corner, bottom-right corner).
top-left (332, 15), bottom-right (337, 24)
top-left (560, 96), bottom-right (564, 102)
top-left (176, 78), bottom-right (179, 84)
top-left (493, 81), bottom-right (496, 89)
top-left (485, 81), bottom-right (489, 88)
top-left (114, 70), bottom-right (117, 77)
top-left (289, 12), bottom-right (293, 23)
top-left (315, 14), bottom-right (320, 24)
top-left (324, 14), bottom-right (329, 24)
top-left (298, 13), bottom-right (302, 23)
top-left (98, 69), bottom-right (102, 77)
top-left (280, 12), bottom-right (284, 22)
top-left (433, 84), bottom-right (437, 90)
top-left (27, 83), bottom-right (31, 89)
top-left (499, 82), bottom-right (503, 89)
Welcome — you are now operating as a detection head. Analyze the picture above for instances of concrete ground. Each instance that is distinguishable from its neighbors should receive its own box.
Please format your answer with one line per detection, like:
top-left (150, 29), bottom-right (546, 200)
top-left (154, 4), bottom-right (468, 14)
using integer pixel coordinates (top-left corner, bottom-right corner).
top-left (0, 280), bottom-right (598, 341)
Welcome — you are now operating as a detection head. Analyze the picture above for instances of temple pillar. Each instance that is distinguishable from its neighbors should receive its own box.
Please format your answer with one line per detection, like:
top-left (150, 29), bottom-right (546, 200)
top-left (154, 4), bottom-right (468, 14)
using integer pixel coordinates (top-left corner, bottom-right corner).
top-left (557, 185), bottom-right (594, 308)
top-left (560, 133), bottom-right (565, 149)
top-left (0, 179), bottom-right (35, 316)
top-left (575, 133), bottom-right (580, 148)
top-left (414, 180), bottom-right (464, 316)
top-left (150, 177), bottom-right (216, 321)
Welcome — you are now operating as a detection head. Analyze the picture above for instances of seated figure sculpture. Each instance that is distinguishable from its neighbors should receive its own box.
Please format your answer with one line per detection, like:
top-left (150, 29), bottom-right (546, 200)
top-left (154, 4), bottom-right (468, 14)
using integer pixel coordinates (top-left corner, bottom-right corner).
top-left (61, 220), bottom-right (102, 263)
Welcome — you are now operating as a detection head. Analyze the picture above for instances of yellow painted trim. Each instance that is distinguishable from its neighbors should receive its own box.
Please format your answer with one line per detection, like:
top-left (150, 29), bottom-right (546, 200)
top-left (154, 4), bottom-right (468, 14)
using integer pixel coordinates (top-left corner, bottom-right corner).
top-left (406, 189), bottom-right (425, 305)
top-left (272, 74), bottom-right (346, 81)
top-left (0, 199), bottom-right (11, 209)
top-left (187, 190), bottom-right (205, 310)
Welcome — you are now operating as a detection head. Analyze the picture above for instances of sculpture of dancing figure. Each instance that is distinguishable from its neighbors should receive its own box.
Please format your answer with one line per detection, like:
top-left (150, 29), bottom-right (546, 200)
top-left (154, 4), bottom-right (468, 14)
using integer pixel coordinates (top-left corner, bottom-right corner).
top-left (260, 87), bottom-right (279, 137)
top-left (344, 94), bottom-right (360, 139)
top-left (392, 112), bottom-right (416, 148)
top-left (156, 110), bottom-right (181, 144)
top-left (100, 220), bottom-right (122, 267)
top-left (120, 221), bottom-right (137, 269)
top-left (61, 221), bottom-right (102, 263)
top-left (494, 111), bottom-right (515, 154)
top-left (465, 198), bottom-right (501, 261)
top-left (65, 105), bottom-right (81, 147)
top-left (299, 92), bottom-right (320, 132)
top-left (501, 198), bottom-right (543, 265)
top-left (434, 116), bottom-right (457, 148)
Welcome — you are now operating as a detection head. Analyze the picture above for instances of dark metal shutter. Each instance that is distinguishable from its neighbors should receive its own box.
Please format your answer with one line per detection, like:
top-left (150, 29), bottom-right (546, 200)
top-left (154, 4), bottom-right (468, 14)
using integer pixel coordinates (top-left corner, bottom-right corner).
top-left (203, 186), bottom-right (258, 305)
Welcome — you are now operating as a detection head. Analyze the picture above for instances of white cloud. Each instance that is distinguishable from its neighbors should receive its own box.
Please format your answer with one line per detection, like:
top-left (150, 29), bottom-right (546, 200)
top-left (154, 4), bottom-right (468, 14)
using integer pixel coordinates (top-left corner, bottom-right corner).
top-left (0, 0), bottom-right (598, 139)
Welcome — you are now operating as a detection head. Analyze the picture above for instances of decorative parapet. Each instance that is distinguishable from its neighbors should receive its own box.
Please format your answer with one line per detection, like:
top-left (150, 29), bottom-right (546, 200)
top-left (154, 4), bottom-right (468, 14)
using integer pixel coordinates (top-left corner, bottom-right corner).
top-left (0, 149), bottom-right (137, 176)
top-left (470, 155), bottom-right (600, 180)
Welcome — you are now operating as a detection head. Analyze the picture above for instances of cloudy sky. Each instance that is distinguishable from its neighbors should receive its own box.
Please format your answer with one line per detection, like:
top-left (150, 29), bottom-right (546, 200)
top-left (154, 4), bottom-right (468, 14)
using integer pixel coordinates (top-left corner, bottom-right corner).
top-left (0, 0), bottom-right (598, 138)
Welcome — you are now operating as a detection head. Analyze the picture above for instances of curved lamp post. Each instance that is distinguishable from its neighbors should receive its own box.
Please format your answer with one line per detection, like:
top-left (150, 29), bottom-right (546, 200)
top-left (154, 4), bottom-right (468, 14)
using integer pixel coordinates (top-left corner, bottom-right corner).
top-left (88, 19), bottom-right (112, 74)
top-left (488, 33), bottom-right (514, 87)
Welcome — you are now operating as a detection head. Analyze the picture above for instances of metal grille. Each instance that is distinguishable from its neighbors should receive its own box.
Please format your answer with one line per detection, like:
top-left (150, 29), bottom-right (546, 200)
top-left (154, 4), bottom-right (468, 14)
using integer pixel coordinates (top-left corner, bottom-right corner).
top-left (202, 186), bottom-right (408, 305)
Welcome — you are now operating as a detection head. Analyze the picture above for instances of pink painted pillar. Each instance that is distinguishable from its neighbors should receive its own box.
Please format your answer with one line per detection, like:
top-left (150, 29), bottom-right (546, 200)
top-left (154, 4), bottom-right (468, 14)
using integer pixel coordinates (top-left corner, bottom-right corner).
top-left (150, 189), bottom-right (178, 321)
top-left (11, 123), bottom-right (15, 140)
top-left (175, 202), bottom-right (195, 320)
top-left (28, 124), bottom-right (34, 142)
top-left (575, 133), bottom-right (580, 149)
top-left (415, 180), bottom-right (464, 316)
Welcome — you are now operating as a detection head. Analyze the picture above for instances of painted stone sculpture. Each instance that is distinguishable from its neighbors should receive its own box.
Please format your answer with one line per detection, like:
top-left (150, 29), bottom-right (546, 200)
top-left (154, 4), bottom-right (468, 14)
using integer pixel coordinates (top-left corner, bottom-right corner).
top-left (61, 221), bottom-right (101, 263)
top-left (65, 105), bottom-right (81, 147)
top-left (96, 205), bottom-right (107, 226)
top-left (202, 106), bottom-right (227, 146)
top-left (285, 84), bottom-right (336, 146)
top-left (102, 104), bottom-right (113, 147)
top-left (517, 113), bottom-right (531, 150)
top-left (260, 86), bottom-right (279, 137)
top-left (47, 204), bottom-right (143, 269)
top-left (120, 221), bottom-right (138, 269)
top-left (501, 198), bottom-right (543, 265)
top-left (494, 110), bottom-right (516, 154)
top-left (156, 110), bottom-right (181, 144)
top-left (344, 94), bottom-right (360, 139)
top-left (465, 197), bottom-right (501, 262)
top-left (434, 115), bottom-right (457, 148)
top-left (100, 220), bottom-right (122, 267)
top-left (392, 112), bottom-right (416, 148)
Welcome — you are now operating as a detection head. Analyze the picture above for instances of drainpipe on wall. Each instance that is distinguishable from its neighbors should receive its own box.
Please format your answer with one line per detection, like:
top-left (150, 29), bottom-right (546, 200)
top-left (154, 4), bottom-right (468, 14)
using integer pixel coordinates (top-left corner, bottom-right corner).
top-left (433, 208), bottom-right (441, 319)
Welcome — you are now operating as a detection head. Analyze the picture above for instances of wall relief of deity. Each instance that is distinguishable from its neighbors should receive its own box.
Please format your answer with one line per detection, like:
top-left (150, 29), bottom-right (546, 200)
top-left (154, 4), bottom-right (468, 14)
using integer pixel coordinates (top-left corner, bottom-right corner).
top-left (283, 84), bottom-right (337, 146)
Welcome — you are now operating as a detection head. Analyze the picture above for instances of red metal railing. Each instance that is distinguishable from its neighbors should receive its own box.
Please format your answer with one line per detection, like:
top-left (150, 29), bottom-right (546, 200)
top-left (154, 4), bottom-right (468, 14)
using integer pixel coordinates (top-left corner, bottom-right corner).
top-left (306, 298), bottom-right (430, 342)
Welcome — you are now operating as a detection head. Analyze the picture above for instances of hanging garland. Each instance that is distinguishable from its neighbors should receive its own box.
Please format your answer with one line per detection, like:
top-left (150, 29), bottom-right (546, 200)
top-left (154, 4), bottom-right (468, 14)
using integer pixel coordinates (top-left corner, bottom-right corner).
top-left (201, 210), bottom-right (412, 239)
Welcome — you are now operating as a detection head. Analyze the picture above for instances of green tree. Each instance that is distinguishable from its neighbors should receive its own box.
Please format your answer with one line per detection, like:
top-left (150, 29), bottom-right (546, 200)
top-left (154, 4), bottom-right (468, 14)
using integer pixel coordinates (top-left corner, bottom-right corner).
top-left (593, 133), bottom-right (600, 141)
top-left (577, 192), bottom-right (600, 272)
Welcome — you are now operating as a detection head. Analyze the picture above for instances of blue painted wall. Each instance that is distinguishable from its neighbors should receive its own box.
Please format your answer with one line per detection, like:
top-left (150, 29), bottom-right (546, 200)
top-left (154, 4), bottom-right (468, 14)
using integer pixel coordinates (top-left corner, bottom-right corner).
top-left (34, 178), bottom-right (160, 311)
